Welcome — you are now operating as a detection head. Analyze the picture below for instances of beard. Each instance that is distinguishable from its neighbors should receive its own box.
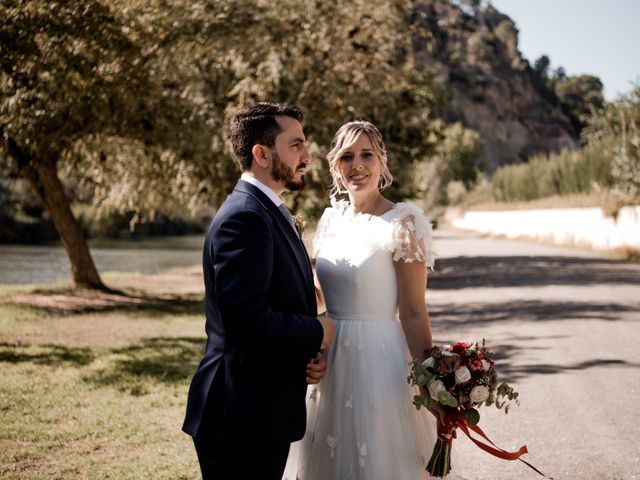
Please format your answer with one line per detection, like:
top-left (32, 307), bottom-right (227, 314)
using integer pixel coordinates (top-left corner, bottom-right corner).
top-left (271, 151), bottom-right (306, 191)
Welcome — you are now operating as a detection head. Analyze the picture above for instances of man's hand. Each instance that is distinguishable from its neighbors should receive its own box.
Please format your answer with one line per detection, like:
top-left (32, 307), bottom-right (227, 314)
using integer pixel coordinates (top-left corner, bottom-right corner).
top-left (319, 316), bottom-right (335, 350)
top-left (306, 351), bottom-right (327, 384)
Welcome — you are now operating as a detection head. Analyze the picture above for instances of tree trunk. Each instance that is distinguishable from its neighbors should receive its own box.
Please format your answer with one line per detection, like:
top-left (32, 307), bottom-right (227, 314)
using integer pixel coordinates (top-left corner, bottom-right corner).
top-left (34, 162), bottom-right (106, 289)
top-left (5, 135), bottom-right (106, 290)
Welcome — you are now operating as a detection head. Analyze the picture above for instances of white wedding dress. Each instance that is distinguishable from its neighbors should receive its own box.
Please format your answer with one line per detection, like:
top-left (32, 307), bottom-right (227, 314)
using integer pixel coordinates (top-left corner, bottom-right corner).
top-left (284, 201), bottom-right (462, 480)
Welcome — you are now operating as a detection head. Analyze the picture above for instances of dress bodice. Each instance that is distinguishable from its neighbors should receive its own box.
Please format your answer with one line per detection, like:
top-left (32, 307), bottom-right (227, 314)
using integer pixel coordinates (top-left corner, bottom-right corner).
top-left (314, 200), bottom-right (435, 321)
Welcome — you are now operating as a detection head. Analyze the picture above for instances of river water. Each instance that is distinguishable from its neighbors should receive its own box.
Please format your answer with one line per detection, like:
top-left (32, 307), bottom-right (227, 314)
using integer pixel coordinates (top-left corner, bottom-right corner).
top-left (0, 235), bottom-right (204, 285)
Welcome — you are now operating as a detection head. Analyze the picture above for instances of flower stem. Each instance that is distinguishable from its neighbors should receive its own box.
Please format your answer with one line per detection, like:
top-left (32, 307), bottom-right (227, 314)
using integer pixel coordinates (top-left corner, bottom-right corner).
top-left (426, 438), bottom-right (452, 477)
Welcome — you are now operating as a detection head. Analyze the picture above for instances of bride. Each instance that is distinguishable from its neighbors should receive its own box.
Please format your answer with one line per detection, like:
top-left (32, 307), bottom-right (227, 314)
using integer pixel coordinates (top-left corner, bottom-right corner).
top-left (284, 121), bottom-right (461, 479)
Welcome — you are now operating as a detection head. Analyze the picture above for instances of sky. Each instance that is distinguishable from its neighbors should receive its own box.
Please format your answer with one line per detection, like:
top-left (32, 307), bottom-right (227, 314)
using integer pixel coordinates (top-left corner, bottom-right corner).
top-left (488, 0), bottom-right (640, 101)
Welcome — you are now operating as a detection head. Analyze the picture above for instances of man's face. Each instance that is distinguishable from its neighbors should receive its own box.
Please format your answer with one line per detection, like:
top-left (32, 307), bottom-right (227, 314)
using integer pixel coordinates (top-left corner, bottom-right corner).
top-left (269, 116), bottom-right (310, 191)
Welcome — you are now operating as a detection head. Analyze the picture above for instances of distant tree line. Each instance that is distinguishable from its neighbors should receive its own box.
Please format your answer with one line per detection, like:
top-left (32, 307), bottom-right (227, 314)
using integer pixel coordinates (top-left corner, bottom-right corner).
top-left (531, 54), bottom-right (605, 136)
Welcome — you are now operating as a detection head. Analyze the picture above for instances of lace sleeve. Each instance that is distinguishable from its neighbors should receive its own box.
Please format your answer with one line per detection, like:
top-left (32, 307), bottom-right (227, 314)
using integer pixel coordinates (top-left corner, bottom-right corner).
top-left (387, 203), bottom-right (436, 269)
top-left (312, 207), bottom-right (334, 258)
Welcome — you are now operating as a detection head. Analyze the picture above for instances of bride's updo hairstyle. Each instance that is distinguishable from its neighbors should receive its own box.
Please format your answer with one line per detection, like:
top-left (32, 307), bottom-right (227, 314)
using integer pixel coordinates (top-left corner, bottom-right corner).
top-left (326, 121), bottom-right (393, 198)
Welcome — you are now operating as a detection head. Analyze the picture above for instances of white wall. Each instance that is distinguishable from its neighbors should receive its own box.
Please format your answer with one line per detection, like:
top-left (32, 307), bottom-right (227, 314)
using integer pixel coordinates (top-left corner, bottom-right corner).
top-left (449, 206), bottom-right (640, 251)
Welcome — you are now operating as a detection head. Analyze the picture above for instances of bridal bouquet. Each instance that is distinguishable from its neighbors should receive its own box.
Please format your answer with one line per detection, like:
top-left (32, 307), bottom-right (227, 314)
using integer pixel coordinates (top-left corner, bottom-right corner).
top-left (408, 340), bottom-right (524, 477)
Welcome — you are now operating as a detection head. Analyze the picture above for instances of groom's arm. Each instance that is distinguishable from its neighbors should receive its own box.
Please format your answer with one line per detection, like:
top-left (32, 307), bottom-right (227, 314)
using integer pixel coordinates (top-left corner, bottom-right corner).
top-left (212, 208), bottom-right (323, 358)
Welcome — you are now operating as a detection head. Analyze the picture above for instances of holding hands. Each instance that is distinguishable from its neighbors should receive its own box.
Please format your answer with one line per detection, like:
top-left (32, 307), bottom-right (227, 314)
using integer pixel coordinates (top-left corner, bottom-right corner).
top-left (307, 316), bottom-right (335, 384)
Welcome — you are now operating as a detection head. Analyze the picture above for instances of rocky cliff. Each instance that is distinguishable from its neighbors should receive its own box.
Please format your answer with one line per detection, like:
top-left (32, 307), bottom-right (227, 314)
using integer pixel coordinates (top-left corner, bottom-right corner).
top-left (412, 1), bottom-right (578, 172)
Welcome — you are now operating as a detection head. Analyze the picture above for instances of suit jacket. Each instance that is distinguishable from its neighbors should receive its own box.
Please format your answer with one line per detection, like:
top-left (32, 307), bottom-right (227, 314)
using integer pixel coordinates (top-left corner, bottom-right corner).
top-left (182, 179), bottom-right (323, 443)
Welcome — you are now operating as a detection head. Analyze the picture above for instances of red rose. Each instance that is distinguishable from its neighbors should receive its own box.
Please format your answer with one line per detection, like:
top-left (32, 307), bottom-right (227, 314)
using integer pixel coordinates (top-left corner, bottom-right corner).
top-left (468, 358), bottom-right (483, 372)
top-left (452, 342), bottom-right (469, 357)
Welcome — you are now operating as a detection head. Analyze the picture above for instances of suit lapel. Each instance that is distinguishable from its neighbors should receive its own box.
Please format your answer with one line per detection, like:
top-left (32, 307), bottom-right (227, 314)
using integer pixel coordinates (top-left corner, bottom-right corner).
top-left (234, 181), bottom-right (315, 305)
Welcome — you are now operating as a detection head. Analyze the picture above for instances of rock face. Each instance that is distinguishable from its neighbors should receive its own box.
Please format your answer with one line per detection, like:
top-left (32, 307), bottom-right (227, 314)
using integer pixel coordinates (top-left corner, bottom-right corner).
top-left (411, 1), bottom-right (577, 172)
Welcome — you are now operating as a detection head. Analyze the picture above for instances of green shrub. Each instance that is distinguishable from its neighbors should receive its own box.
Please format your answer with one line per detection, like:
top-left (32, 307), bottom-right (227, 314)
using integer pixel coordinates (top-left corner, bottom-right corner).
top-left (491, 142), bottom-right (614, 202)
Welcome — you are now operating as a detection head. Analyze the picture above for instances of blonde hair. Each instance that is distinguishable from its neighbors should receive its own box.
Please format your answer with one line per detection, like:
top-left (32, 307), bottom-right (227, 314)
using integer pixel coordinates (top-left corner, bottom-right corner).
top-left (326, 121), bottom-right (393, 198)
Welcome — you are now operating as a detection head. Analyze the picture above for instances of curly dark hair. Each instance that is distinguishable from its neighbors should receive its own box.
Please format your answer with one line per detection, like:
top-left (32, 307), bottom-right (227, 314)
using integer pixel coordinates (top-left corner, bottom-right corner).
top-left (230, 102), bottom-right (304, 171)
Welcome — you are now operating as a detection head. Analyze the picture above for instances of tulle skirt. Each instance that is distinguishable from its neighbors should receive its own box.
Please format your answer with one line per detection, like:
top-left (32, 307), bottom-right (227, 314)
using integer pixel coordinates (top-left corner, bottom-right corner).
top-left (284, 317), bottom-right (462, 480)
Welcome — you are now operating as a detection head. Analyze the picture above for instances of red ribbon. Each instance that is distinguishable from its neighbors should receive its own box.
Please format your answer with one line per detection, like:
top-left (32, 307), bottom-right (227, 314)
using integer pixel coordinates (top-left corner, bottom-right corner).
top-left (441, 412), bottom-right (553, 479)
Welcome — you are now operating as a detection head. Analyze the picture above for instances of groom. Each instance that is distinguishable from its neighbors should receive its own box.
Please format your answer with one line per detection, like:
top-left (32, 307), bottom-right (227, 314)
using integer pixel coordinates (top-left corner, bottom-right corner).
top-left (183, 102), bottom-right (335, 479)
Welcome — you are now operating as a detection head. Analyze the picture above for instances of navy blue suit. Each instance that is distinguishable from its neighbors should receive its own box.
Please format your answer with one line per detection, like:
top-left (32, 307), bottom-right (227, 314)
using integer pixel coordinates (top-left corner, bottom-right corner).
top-left (183, 179), bottom-right (323, 479)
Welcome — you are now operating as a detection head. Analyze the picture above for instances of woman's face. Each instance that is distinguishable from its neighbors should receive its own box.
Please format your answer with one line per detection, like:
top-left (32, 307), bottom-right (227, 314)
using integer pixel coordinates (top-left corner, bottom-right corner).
top-left (335, 133), bottom-right (383, 197)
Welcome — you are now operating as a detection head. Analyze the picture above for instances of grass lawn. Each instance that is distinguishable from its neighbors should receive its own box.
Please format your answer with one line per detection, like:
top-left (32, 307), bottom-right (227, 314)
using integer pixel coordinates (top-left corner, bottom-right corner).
top-left (0, 268), bottom-right (206, 479)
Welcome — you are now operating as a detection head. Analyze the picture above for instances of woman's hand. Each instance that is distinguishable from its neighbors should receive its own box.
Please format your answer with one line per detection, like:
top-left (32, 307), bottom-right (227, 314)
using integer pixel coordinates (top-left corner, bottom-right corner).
top-left (428, 403), bottom-right (456, 441)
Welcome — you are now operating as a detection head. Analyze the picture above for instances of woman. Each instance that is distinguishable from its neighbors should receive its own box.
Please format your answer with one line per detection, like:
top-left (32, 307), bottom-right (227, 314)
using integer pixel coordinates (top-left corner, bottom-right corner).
top-left (284, 121), bottom-right (461, 479)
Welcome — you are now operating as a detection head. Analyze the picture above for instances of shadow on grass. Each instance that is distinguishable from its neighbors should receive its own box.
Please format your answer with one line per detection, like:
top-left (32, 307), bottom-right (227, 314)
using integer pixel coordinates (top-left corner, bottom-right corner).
top-left (0, 342), bottom-right (95, 366)
top-left (103, 297), bottom-right (203, 317)
top-left (5, 287), bottom-right (203, 317)
top-left (84, 337), bottom-right (204, 395)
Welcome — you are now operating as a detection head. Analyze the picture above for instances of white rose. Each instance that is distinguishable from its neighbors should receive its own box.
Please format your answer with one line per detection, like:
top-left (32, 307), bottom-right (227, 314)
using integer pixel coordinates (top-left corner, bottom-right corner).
top-left (470, 385), bottom-right (490, 403)
top-left (481, 359), bottom-right (491, 371)
top-left (428, 380), bottom-right (446, 400)
top-left (454, 366), bottom-right (472, 384)
top-left (421, 357), bottom-right (435, 368)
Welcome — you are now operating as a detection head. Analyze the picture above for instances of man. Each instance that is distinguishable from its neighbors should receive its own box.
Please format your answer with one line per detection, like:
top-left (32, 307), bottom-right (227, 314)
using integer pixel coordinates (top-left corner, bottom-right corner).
top-left (183, 102), bottom-right (335, 479)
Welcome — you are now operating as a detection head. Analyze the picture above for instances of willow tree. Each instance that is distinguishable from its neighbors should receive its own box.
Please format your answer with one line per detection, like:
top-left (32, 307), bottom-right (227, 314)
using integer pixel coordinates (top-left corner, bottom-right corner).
top-left (0, 1), bottom-right (211, 288)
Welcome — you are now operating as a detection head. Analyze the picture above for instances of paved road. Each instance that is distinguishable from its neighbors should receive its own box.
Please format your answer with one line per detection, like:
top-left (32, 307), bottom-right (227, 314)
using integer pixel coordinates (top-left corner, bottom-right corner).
top-left (428, 229), bottom-right (640, 480)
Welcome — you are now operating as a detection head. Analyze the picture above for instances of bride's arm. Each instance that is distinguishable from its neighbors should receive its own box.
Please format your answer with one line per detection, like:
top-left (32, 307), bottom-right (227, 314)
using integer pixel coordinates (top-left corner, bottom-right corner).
top-left (394, 260), bottom-right (433, 360)
top-left (314, 267), bottom-right (326, 315)
top-left (396, 260), bottom-right (447, 425)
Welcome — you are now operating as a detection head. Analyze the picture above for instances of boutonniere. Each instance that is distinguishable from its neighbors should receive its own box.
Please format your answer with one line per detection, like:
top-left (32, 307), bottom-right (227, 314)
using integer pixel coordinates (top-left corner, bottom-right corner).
top-left (293, 215), bottom-right (306, 238)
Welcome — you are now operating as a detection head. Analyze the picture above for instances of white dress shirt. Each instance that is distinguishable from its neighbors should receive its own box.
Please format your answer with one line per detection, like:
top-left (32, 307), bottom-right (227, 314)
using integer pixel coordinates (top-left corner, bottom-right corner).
top-left (240, 173), bottom-right (284, 208)
top-left (240, 173), bottom-right (298, 234)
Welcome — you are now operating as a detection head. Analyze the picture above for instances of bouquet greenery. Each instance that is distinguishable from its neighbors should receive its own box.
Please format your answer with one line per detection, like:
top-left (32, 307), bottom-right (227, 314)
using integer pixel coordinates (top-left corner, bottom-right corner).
top-left (408, 340), bottom-right (521, 477)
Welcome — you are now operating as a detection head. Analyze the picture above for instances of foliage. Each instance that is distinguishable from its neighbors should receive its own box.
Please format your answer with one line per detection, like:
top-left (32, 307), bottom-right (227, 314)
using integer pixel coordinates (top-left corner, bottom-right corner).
top-left (416, 121), bottom-right (483, 211)
top-left (0, 169), bottom-right (58, 243)
top-left (533, 55), bottom-right (551, 79)
top-left (491, 142), bottom-right (613, 202)
top-left (555, 74), bottom-right (605, 129)
top-left (529, 54), bottom-right (604, 135)
top-left (189, 0), bottom-right (442, 216)
top-left (0, 0), bottom-right (215, 211)
top-left (583, 86), bottom-right (640, 201)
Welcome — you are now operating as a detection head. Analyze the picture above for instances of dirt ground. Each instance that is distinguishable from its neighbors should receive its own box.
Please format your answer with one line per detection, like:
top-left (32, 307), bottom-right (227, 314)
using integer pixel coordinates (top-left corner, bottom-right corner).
top-left (428, 229), bottom-right (640, 480)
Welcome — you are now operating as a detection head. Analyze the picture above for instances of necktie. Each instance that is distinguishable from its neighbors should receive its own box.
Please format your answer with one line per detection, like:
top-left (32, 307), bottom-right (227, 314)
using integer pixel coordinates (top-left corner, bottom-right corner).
top-left (278, 203), bottom-right (297, 233)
